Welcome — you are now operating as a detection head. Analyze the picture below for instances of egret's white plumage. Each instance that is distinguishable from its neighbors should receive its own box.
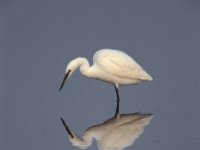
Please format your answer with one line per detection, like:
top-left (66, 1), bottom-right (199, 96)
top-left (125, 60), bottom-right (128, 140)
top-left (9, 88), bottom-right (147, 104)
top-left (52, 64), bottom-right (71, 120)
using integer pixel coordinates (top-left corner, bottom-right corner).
top-left (92, 49), bottom-right (152, 86)
top-left (60, 113), bottom-right (153, 150)
top-left (59, 49), bottom-right (153, 117)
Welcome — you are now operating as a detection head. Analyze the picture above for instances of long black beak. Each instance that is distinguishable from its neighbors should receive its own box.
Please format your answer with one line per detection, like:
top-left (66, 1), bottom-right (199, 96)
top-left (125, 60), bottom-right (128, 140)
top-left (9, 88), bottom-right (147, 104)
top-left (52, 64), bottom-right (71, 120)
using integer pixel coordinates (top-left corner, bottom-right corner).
top-left (60, 117), bottom-right (74, 138)
top-left (59, 70), bottom-right (71, 91)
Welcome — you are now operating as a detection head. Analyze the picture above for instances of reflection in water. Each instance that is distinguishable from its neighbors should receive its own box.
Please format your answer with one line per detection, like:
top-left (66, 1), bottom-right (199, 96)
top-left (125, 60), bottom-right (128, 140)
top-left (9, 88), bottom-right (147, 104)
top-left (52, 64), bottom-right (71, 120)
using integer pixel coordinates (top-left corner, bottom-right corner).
top-left (60, 113), bottom-right (153, 150)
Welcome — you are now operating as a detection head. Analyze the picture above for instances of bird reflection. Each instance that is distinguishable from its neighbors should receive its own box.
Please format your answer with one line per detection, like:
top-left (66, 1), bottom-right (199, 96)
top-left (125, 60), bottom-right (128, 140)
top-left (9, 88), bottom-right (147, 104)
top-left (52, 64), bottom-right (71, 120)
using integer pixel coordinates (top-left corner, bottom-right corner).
top-left (60, 113), bottom-right (153, 150)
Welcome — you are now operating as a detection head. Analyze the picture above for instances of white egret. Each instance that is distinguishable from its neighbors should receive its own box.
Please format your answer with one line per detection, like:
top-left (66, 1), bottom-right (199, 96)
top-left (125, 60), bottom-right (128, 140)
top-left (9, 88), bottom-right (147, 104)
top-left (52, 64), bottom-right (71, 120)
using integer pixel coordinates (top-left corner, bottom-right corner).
top-left (60, 113), bottom-right (153, 150)
top-left (59, 49), bottom-right (153, 117)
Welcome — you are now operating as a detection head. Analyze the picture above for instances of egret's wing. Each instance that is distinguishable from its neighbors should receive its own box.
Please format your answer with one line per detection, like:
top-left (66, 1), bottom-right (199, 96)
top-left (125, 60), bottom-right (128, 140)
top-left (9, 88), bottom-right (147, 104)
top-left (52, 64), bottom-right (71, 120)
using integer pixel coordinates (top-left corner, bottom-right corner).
top-left (99, 114), bottom-right (153, 149)
top-left (94, 50), bottom-right (145, 79)
top-left (98, 123), bottom-right (142, 150)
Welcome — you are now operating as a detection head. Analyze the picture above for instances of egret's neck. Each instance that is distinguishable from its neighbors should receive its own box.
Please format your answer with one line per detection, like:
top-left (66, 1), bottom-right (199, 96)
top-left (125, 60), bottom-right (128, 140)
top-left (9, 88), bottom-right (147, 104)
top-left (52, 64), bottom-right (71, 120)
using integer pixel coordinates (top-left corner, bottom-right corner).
top-left (77, 57), bottom-right (94, 78)
top-left (69, 57), bottom-right (89, 72)
top-left (68, 57), bottom-right (96, 79)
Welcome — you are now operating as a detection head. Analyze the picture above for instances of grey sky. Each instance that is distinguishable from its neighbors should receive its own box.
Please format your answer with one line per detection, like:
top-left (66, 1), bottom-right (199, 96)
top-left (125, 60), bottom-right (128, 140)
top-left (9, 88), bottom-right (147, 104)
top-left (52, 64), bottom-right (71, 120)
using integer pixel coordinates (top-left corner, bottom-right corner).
top-left (1, 1), bottom-right (200, 150)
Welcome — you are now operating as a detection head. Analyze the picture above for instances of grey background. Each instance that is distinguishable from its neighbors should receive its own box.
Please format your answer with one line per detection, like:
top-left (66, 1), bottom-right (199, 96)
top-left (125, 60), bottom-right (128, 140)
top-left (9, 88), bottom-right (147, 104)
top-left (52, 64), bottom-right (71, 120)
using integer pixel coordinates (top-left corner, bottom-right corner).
top-left (1, 0), bottom-right (200, 150)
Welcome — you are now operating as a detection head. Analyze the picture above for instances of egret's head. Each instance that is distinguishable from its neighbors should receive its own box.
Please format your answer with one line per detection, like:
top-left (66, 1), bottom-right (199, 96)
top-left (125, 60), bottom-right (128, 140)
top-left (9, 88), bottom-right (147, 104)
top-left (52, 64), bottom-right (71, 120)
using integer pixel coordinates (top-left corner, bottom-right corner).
top-left (59, 58), bottom-right (81, 91)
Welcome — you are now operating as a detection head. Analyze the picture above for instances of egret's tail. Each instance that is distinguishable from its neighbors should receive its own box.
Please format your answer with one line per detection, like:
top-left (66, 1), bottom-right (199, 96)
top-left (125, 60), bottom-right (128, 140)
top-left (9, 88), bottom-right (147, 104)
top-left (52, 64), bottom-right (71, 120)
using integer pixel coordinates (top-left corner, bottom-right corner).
top-left (139, 70), bottom-right (153, 81)
top-left (140, 114), bottom-right (154, 126)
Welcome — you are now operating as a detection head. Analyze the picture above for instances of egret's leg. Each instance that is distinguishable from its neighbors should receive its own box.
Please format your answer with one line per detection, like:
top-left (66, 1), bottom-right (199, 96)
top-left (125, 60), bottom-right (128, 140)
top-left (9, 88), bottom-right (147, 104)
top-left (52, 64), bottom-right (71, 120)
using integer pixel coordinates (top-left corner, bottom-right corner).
top-left (114, 85), bottom-right (120, 118)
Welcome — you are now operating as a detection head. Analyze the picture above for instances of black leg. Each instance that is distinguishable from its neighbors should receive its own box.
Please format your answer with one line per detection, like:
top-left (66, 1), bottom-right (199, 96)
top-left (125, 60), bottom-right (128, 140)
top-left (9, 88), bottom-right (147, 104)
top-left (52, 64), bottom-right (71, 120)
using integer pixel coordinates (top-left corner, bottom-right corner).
top-left (114, 85), bottom-right (120, 118)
